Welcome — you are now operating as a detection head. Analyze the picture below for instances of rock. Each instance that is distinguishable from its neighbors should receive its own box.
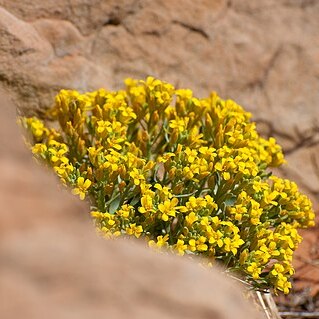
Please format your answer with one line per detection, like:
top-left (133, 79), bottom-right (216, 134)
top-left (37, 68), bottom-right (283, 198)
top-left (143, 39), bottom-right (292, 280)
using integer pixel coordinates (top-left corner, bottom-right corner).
top-left (0, 89), bottom-right (264, 319)
top-left (0, 1), bottom-right (318, 312)
top-left (0, 229), bottom-right (264, 319)
top-left (32, 19), bottom-right (85, 58)
top-left (0, 88), bottom-right (89, 235)
top-left (293, 226), bottom-right (319, 297)
top-left (0, 0), bottom-right (319, 198)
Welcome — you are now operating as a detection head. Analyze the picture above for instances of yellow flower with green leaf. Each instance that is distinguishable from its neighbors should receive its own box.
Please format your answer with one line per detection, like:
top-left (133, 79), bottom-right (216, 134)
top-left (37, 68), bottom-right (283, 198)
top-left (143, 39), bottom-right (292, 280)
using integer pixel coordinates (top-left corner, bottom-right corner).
top-left (20, 76), bottom-right (315, 294)
top-left (72, 177), bottom-right (92, 200)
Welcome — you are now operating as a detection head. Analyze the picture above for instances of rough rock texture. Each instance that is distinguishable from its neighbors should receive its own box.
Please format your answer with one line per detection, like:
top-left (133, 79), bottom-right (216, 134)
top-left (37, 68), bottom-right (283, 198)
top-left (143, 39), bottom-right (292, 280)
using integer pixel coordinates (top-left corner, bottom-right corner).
top-left (0, 0), bottom-right (318, 203)
top-left (0, 0), bottom-right (318, 314)
top-left (0, 90), bottom-right (263, 318)
top-left (0, 90), bottom-right (89, 235)
top-left (275, 225), bottom-right (319, 313)
top-left (2, 229), bottom-right (264, 319)
top-left (293, 226), bottom-right (319, 296)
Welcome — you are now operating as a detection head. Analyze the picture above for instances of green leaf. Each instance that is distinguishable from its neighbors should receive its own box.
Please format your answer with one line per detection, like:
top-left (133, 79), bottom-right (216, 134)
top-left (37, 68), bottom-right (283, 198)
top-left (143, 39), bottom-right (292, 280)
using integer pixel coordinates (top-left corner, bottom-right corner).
top-left (225, 195), bottom-right (236, 206)
top-left (109, 196), bottom-right (121, 214)
top-left (130, 195), bottom-right (140, 207)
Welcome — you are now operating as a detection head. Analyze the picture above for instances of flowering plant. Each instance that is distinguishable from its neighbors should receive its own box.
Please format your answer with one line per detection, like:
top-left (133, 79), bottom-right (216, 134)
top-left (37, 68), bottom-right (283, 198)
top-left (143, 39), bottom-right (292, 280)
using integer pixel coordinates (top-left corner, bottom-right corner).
top-left (20, 77), bottom-right (315, 294)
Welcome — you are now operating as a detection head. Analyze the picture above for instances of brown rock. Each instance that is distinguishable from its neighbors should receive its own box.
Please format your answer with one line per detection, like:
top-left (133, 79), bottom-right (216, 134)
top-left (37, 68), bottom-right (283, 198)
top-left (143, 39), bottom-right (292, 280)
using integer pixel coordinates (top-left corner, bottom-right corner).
top-left (0, 0), bottom-right (318, 311)
top-left (0, 1), bottom-right (319, 198)
top-left (293, 226), bottom-right (319, 297)
top-left (32, 19), bottom-right (85, 58)
top-left (0, 228), bottom-right (264, 319)
top-left (0, 88), bottom-right (89, 235)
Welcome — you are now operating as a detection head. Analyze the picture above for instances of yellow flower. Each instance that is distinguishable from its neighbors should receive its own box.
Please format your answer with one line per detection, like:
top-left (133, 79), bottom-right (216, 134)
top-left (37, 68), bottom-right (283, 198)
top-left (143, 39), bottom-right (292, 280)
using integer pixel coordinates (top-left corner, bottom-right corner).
top-left (158, 198), bottom-right (179, 221)
top-left (169, 118), bottom-right (189, 132)
top-left (88, 146), bottom-right (103, 166)
top-left (222, 172), bottom-right (231, 181)
top-left (32, 143), bottom-right (47, 154)
top-left (271, 263), bottom-right (285, 276)
top-left (126, 223), bottom-right (143, 238)
top-left (53, 162), bottom-right (74, 179)
top-left (188, 239), bottom-right (197, 252)
top-left (139, 193), bottom-right (154, 214)
top-left (149, 234), bottom-right (169, 249)
top-left (157, 153), bottom-right (175, 163)
top-left (262, 190), bottom-right (279, 206)
top-left (117, 205), bottom-right (133, 219)
top-left (247, 262), bottom-right (262, 280)
top-left (96, 120), bottom-right (112, 135)
top-left (197, 236), bottom-right (208, 252)
top-left (154, 183), bottom-right (172, 200)
top-left (275, 273), bottom-right (292, 294)
top-left (20, 76), bottom-right (315, 295)
top-left (239, 250), bottom-right (249, 265)
top-left (24, 117), bottom-right (48, 140)
top-left (50, 150), bottom-right (69, 164)
top-left (184, 148), bottom-right (198, 163)
top-left (129, 168), bottom-right (145, 186)
top-left (119, 105), bottom-right (137, 123)
top-left (188, 237), bottom-right (208, 252)
top-left (223, 236), bottom-right (244, 255)
top-left (185, 212), bottom-right (198, 226)
top-left (72, 177), bottom-right (92, 200)
top-left (175, 239), bottom-right (188, 256)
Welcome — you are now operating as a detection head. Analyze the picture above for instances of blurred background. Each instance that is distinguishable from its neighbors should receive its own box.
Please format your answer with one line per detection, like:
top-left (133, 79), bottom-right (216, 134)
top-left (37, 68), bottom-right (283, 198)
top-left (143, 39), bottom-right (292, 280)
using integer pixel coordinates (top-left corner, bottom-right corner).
top-left (0, 0), bottom-right (318, 317)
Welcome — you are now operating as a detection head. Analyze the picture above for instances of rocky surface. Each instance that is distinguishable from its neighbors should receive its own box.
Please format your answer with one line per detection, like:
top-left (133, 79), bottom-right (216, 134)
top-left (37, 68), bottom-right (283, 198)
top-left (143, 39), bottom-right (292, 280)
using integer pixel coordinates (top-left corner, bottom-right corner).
top-left (0, 0), bottom-right (318, 202)
top-left (275, 225), bottom-right (319, 315)
top-left (0, 0), bottom-right (318, 316)
top-left (0, 90), bottom-right (263, 318)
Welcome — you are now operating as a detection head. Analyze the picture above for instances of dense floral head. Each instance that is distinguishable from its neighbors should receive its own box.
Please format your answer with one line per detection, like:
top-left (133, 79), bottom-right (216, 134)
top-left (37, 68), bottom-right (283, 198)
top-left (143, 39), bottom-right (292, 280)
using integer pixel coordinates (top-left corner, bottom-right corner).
top-left (20, 76), bottom-right (315, 294)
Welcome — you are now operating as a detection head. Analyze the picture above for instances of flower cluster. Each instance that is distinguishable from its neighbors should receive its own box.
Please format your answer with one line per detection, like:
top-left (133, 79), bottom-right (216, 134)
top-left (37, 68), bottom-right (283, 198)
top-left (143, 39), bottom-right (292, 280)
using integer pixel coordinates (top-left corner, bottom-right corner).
top-left (20, 76), bottom-right (315, 294)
